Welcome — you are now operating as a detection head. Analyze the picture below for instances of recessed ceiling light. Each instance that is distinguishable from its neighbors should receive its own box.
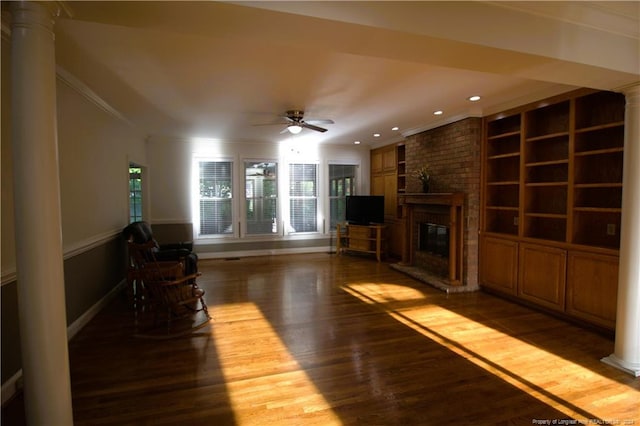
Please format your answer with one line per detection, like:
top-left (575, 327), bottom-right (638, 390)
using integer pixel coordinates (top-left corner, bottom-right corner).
top-left (468, 95), bottom-right (481, 102)
top-left (433, 110), bottom-right (443, 115)
top-left (391, 126), bottom-right (399, 131)
top-left (373, 133), bottom-right (380, 137)
top-left (354, 140), bottom-right (361, 145)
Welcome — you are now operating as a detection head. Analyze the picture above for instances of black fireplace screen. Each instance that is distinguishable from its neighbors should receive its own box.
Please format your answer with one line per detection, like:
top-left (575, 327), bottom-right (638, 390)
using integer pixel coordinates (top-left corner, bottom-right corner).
top-left (419, 223), bottom-right (449, 257)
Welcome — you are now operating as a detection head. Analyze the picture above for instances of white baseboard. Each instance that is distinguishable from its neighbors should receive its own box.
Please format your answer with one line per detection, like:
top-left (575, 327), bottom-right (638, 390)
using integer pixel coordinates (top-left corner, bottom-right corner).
top-left (67, 279), bottom-right (126, 340)
top-left (1, 279), bottom-right (126, 406)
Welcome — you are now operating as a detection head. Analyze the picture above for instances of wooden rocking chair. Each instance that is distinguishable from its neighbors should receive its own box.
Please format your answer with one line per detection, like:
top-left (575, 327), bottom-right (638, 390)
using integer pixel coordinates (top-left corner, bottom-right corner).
top-left (127, 240), bottom-right (211, 338)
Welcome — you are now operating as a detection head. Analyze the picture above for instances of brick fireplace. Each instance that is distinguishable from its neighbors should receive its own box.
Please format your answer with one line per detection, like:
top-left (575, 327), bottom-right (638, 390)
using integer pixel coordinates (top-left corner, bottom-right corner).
top-left (397, 192), bottom-right (468, 290)
top-left (393, 117), bottom-right (481, 291)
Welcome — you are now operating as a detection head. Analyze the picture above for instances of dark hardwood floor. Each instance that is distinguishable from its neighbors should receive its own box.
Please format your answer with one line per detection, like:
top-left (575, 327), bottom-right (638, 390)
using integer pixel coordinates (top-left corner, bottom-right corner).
top-left (3, 253), bottom-right (639, 425)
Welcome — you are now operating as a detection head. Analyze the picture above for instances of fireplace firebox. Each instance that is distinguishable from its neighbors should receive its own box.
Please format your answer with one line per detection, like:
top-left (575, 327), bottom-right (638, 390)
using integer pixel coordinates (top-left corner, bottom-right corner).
top-left (419, 223), bottom-right (449, 258)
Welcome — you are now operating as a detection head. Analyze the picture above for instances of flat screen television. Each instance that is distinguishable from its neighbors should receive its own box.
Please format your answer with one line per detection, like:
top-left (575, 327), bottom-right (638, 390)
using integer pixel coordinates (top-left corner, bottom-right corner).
top-left (346, 195), bottom-right (384, 225)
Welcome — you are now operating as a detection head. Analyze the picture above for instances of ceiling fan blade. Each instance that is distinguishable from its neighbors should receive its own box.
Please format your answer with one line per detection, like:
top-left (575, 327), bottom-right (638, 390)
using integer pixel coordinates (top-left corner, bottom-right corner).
top-left (301, 122), bottom-right (328, 133)
top-left (304, 118), bottom-right (334, 125)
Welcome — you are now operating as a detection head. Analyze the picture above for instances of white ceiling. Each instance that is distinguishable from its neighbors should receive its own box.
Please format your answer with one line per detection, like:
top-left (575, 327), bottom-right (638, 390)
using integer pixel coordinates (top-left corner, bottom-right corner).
top-left (49, 1), bottom-right (639, 147)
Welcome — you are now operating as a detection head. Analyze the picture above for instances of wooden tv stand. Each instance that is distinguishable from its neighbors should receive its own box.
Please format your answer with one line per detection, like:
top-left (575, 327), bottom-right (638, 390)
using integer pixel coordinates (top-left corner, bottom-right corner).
top-left (336, 223), bottom-right (386, 262)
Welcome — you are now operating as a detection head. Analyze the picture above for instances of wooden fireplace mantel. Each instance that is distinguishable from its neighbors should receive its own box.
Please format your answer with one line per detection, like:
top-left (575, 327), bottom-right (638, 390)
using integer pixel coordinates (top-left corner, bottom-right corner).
top-left (399, 192), bottom-right (465, 207)
top-left (398, 192), bottom-right (465, 286)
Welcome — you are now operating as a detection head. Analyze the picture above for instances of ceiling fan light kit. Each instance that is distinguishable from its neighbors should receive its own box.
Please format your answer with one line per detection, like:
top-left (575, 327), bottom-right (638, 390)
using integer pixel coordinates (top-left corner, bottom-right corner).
top-left (287, 124), bottom-right (303, 134)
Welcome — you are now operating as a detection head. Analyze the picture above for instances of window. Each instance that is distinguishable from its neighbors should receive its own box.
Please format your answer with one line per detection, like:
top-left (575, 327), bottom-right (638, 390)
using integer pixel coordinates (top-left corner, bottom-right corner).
top-left (129, 165), bottom-right (142, 223)
top-left (245, 161), bottom-right (278, 235)
top-left (198, 160), bottom-right (233, 236)
top-left (289, 163), bottom-right (318, 233)
top-left (329, 164), bottom-right (357, 230)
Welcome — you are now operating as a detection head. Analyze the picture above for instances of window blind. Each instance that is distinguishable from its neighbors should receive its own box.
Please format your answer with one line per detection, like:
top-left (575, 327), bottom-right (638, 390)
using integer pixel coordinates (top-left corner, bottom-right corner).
top-left (199, 161), bottom-right (233, 235)
top-left (289, 163), bottom-right (317, 233)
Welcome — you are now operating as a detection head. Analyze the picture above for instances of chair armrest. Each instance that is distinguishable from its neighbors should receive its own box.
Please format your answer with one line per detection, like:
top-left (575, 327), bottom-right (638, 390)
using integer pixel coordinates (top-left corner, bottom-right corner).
top-left (155, 272), bottom-right (202, 287)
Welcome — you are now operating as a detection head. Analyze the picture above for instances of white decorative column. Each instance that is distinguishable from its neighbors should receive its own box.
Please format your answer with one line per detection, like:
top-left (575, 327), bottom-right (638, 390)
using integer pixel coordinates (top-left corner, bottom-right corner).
top-left (10, 1), bottom-right (74, 423)
top-left (602, 83), bottom-right (640, 377)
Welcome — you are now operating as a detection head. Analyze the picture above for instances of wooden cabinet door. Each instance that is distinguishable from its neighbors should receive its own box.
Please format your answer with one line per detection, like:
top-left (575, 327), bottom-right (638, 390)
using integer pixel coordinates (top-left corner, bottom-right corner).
top-left (518, 243), bottom-right (567, 311)
top-left (566, 251), bottom-right (618, 329)
top-left (372, 175), bottom-right (385, 196)
top-left (371, 150), bottom-right (383, 174)
top-left (479, 236), bottom-right (518, 295)
top-left (385, 218), bottom-right (404, 259)
top-left (383, 173), bottom-right (397, 217)
top-left (382, 147), bottom-right (396, 171)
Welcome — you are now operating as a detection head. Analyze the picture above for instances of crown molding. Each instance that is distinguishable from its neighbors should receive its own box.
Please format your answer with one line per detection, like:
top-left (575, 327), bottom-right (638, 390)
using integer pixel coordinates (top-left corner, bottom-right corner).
top-left (614, 81), bottom-right (640, 95)
top-left (56, 66), bottom-right (135, 128)
top-left (487, 1), bottom-right (639, 40)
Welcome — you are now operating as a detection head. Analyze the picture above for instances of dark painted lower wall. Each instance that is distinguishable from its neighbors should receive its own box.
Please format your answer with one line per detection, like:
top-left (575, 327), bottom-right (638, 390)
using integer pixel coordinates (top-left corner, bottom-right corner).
top-left (64, 237), bottom-right (128, 324)
top-left (1, 235), bottom-right (127, 385)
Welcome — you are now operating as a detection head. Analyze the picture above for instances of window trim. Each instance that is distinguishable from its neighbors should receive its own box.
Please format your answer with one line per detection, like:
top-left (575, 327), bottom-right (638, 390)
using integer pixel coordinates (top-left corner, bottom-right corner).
top-left (128, 165), bottom-right (143, 223)
top-left (128, 161), bottom-right (149, 224)
top-left (243, 159), bottom-right (279, 237)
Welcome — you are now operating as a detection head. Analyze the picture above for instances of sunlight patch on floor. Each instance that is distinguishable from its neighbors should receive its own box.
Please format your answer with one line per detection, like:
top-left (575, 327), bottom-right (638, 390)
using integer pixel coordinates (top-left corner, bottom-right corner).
top-left (342, 281), bottom-right (428, 305)
top-left (209, 302), bottom-right (341, 425)
top-left (342, 282), bottom-right (631, 421)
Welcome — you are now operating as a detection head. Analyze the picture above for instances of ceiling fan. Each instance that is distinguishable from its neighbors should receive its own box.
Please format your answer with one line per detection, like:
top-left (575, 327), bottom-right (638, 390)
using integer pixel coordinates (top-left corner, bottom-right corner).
top-left (257, 110), bottom-right (334, 134)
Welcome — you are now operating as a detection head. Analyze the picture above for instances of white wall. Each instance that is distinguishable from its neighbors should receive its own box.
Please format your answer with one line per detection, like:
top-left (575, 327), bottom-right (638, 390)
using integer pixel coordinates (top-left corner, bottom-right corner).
top-left (56, 80), bottom-right (147, 251)
top-left (147, 136), bottom-right (371, 232)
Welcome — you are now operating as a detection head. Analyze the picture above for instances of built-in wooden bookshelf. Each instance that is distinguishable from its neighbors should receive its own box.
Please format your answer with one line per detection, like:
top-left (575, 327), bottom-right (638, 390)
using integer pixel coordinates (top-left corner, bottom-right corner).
top-left (523, 100), bottom-right (570, 243)
top-left (485, 113), bottom-right (521, 236)
top-left (572, 91), bottom-right (625, 249)
top-left (397, 143), bottom-right (406, 195)
top-left (480, 89), bottom-right (625, 329)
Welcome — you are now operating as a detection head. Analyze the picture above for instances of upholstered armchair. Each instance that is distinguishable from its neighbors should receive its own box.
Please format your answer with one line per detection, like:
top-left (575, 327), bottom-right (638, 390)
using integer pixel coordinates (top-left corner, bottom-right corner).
top-left (122, 221), bottom-right (197, 274)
